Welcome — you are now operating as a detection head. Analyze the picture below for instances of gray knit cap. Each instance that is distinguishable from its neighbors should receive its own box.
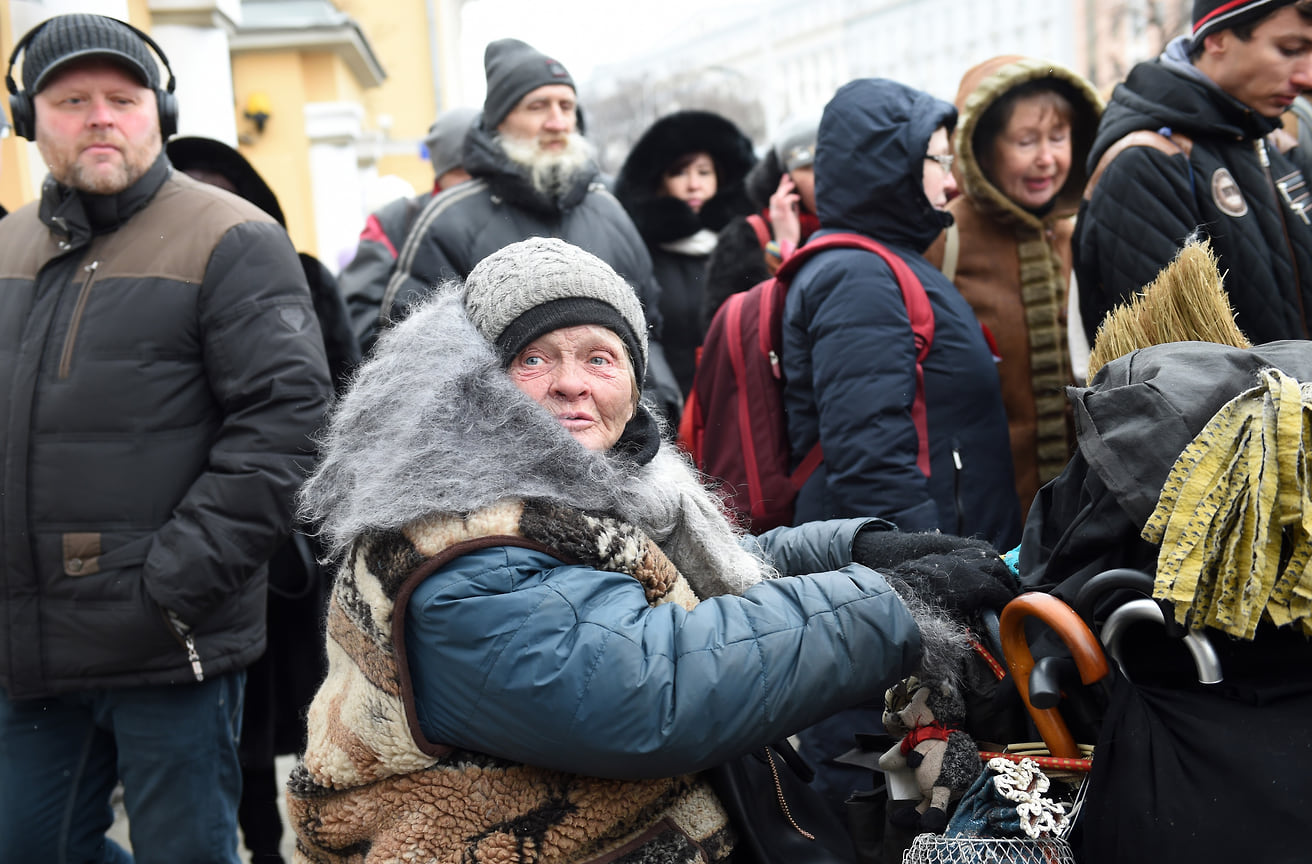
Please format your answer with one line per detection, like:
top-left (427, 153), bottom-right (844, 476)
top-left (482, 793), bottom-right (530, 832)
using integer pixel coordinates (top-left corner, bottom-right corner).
top-left (464, 238), bottom-right (649, 381)
top-left (482, 38), bottom-right (574, 131)
top-left (424, 106), bottom-right (478, 178)
top-left (21, 14), bottom-right (160, 93)
top-left (772, 114), bottom-right (820, 172)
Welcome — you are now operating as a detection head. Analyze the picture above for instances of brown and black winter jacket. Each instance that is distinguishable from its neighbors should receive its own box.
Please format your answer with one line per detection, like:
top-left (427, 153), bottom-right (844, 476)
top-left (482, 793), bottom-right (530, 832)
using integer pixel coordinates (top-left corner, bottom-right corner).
top-left (0, 154), bottom-right (332, 699)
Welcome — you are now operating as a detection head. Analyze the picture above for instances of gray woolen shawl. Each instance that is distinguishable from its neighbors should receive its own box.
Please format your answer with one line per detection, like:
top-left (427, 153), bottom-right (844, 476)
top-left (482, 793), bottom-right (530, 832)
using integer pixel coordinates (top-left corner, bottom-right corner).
top-left (300, 283), bottom-right (775, 597)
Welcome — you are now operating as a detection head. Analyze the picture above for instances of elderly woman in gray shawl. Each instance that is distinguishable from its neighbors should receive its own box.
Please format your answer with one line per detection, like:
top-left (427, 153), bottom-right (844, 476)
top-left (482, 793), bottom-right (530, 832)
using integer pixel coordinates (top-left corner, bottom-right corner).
top-left (287, 237), bottom-right (1014, 863)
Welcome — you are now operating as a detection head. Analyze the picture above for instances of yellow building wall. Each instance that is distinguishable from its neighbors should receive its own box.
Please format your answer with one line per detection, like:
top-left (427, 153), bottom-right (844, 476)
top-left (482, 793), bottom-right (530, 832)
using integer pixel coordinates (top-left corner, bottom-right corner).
top-left (337, 0), bottom-right (443, 195)
top-left (1, 2), bottom-right (30, 211)
top-left (232, 51), bottom-right (320, 255)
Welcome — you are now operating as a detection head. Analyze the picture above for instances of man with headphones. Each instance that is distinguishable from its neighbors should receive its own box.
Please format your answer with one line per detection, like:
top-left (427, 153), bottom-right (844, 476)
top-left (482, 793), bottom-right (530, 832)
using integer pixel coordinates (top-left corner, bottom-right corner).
top-left (0, 14), bottom-right (332, 863)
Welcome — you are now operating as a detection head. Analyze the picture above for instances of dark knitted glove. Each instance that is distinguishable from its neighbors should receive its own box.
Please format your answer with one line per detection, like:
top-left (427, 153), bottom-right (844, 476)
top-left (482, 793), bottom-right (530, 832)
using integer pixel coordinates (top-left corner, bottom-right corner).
top-left (853, 529), bottom-right (1018, 617)
top-left (852, 528), bottom-right (995, 571)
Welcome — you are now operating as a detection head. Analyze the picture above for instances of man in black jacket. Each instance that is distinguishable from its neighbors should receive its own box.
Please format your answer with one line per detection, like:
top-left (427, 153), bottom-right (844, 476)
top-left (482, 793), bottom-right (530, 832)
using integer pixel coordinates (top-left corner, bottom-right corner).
top-left (380, 38), bottom-right (682, 417)
top-left (1074, 0), bottom-right (1312, 344)
top-left (338, 105), bottom-right (478, 354)
top-left (0, 15), bottom-right (332, 863)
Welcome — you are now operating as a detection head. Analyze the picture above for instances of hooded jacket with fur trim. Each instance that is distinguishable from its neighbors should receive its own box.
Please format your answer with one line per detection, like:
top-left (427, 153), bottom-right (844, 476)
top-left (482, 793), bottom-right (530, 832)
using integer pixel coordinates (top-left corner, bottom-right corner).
top-left (289, 285), bottom-right (930, 862)
top-left (615, 111), bottom-right (756, 394)
top-left (925, 56), bottom-right (1103, 520)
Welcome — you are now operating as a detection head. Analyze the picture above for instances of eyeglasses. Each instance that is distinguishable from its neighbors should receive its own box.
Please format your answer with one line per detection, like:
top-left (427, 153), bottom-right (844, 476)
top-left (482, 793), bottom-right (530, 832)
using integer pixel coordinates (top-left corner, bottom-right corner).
top-left (925, 153), bottom-right (954, 174)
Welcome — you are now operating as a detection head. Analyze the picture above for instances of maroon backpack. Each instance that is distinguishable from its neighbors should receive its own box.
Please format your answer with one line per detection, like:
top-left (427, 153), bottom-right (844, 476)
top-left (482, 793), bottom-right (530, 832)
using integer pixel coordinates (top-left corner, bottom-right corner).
top-left (678, 233), bottom-right (934, 532)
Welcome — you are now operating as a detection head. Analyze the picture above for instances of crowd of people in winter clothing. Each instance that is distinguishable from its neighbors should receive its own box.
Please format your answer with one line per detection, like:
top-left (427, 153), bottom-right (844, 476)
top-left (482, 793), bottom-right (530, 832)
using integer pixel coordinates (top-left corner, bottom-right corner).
top-left (4, 0), bottom-right (1312, 862)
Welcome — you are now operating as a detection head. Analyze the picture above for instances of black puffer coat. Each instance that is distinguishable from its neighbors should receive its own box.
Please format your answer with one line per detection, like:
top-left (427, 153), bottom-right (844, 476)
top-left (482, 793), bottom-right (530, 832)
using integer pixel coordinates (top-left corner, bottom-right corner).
top-left (614, 111), bottom-right (756, 394)
top-left (0, 155), bottom-right (332, 699)
top-left (1074, 38), bottom-right (1312, 344)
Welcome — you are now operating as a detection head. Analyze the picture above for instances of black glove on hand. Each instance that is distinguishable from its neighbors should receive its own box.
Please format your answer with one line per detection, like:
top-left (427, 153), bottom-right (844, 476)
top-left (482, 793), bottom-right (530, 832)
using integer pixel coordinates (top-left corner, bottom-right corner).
top-left (851, 528), bottom-right (993, 571)
top-left (852, 529), bottom-right (1018, 617)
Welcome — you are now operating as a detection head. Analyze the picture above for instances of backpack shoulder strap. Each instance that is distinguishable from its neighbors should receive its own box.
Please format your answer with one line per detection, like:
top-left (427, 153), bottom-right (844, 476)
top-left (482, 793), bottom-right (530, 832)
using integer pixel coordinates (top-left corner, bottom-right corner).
top-left (939, 220), bottom-right (960, 283)
top-left (745, 214), bottom-right (772, 249)
top-left (1084, 129), bottom-right (1194, 200)
top-left (777, 232), bottom-right (935, 476)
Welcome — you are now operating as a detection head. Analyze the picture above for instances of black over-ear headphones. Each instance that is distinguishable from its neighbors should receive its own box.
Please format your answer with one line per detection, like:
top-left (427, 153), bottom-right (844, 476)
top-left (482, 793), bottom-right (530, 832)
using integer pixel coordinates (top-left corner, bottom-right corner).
top-left (5, 15), bottom-right (178, 141)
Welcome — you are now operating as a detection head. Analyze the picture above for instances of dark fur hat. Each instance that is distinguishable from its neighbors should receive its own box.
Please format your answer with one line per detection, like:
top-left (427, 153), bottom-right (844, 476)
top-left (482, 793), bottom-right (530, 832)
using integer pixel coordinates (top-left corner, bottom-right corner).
top-left (614, 110), bottom-right (757, 245)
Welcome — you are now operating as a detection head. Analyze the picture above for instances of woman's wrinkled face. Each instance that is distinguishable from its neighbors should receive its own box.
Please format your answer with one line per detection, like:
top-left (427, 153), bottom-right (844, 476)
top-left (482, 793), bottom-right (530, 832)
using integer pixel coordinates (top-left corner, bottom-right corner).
top-left (987, 94), bottom-right (1072, 211)
top-left (661, 152), bottom-right (717, 213)
top-left (509, 325), bottom-right (637, 452)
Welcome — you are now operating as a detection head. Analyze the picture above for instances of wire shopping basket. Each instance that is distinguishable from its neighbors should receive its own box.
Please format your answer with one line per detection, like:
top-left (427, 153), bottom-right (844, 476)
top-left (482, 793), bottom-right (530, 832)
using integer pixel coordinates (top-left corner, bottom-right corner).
top-left (902, 834), bottom-right (1076, 864)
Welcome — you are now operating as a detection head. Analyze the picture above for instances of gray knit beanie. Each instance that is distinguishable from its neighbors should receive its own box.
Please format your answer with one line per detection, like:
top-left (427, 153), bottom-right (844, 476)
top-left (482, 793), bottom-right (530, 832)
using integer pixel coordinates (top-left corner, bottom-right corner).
top-left (773, 114), bottom-right (820, 172)
top-left (424, 106), bottom-right (478, 178)
top-left (464, 238), bottom-right (649, 382)
top-left (21, 14), bottom-right (160, 93)
top-left (482, 38), bottom-right (574, 131)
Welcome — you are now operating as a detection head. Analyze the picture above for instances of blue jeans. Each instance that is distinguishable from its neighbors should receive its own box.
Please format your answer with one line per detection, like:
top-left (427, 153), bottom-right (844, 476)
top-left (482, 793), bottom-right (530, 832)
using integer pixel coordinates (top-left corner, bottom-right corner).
top-left (0, 670), bottom-right (245, 864)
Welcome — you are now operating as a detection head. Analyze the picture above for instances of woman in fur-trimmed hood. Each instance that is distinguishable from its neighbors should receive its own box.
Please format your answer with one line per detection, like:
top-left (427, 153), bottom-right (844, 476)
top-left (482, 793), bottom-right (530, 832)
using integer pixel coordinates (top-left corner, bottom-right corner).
top-left (925, 56), bottom-right (1102, 521)
top-left (614, 110), bottom-right (756, 396)
top-left (287, 237), bottom-right (1014, 863)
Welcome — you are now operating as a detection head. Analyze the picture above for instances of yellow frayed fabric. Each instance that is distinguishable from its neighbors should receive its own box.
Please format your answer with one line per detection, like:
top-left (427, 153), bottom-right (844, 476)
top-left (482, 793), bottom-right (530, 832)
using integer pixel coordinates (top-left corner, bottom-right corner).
top-left (1143, 369), bottom-right (1312, 639)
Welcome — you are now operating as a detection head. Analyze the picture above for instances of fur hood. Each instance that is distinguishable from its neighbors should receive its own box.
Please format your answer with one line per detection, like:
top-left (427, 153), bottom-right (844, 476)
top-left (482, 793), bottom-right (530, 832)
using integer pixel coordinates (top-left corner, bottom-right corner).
top-left (300, 283), bottom-right (774, 597)
top-left (952, 56), bottom-right (1103, 226)
top-left (614, 111), bottom-right (757, 244)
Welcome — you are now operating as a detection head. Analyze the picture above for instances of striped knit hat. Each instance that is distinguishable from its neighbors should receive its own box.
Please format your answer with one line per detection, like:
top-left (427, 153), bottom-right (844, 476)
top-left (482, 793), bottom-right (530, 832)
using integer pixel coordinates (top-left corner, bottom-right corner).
top-left (1193, 0), bottom-right (1299, 44)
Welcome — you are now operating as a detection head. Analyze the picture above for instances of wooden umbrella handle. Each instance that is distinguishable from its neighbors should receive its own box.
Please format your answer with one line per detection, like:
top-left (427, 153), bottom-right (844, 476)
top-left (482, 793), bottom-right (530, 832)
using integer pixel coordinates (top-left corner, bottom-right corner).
top-left (999, 592), bottom-right (1110, 759)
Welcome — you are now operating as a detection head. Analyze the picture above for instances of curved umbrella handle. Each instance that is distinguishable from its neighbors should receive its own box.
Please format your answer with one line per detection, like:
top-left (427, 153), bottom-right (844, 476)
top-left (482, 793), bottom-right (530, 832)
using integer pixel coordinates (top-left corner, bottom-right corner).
top-left (1000, 592), bottom-right (1110, 759)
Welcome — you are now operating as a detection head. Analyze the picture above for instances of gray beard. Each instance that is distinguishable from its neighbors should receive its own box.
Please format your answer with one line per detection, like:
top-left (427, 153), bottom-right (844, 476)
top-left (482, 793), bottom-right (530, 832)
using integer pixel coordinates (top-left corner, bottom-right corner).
top-left (498, 131), bottom-right (594, 200)
top-left (300, 283), bottom-right (776, 599)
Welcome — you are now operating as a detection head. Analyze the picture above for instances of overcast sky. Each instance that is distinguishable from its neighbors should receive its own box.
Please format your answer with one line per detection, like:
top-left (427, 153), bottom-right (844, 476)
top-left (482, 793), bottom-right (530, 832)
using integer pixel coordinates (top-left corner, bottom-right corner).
top-left (456, 0), bottom-right (752, 104)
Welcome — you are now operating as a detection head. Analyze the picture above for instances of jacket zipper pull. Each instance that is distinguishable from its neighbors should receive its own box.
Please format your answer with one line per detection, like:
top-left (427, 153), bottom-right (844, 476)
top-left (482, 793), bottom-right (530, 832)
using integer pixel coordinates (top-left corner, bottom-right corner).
top-left (167, 609), bottom-right (205, 682)
top-left (184, 633), bottom-right (204, 682)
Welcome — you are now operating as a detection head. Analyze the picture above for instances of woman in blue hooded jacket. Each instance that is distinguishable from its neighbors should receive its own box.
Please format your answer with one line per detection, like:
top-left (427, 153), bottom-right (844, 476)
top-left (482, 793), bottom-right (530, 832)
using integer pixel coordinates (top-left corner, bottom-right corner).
top-left (781, 80), bottom-right (1023, 817)
top-left (783, 78), bottom-right (1021, 550)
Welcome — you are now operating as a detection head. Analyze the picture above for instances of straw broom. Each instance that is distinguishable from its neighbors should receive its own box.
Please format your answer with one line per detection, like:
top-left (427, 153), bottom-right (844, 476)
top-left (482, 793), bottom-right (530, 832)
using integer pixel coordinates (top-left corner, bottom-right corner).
top-left (1085, 238), bottom-right (1249, 383)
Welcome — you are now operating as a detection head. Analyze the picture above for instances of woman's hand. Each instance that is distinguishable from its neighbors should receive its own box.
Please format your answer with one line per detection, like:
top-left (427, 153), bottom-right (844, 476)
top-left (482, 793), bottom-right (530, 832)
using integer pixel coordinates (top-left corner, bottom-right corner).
top-left (768, 174), bottom-right (802, 250)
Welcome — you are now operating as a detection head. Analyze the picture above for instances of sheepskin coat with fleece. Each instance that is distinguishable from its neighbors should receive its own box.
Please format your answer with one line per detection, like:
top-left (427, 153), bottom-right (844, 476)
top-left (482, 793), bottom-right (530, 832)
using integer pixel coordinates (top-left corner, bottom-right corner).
top-left (288, 286), bottom-right (760, 862)
top-left (287, 284), bottom-right (937, 862)
top-left (286, 497), bottom-right (736, 863)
